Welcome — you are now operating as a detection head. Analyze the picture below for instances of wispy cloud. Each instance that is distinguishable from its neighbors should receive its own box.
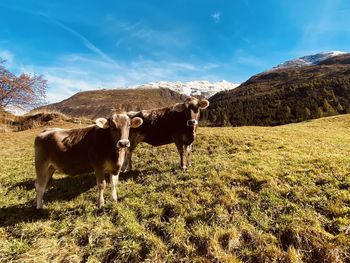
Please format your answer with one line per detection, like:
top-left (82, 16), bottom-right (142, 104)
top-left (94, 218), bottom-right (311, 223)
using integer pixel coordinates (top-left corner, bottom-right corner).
top-left (38, 13), bottom-right (120, 67)
top-left (211, 12), bottom-right (221, 23)
top-left (0, 5), bottom-right (120, 67)
top-left (232, 49), bottom-right (268, 70)
top-left (0, 7), bottom-right (231, 105)
top-left (298, 0), bottom-right (350, 51)
top-left (111, 19), bottom-right (192, 50)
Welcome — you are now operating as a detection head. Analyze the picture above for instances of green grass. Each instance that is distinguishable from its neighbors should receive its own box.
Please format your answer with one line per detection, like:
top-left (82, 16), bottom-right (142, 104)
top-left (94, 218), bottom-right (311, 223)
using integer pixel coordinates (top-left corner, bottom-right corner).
top-left (1, 116), bottom-right (350, 262)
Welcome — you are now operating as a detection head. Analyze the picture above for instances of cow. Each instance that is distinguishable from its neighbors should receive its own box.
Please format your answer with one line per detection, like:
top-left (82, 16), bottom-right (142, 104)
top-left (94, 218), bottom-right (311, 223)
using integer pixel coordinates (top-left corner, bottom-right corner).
top-left (34, 113), bottom-right (143, 209)
top-left (123, 97), bottom-right (209, 171)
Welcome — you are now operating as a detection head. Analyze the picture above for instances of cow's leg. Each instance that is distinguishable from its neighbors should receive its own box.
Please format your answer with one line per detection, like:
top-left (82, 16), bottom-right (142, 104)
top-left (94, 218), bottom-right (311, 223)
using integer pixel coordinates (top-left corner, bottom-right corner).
top-left (95, 169), bottom-right (106, 208)
top-left (110, 173), bottom-right (119, 202)
top-left (175, 141), bottom-right (186, 170)
top-left (121, 149), bottom-right (128, 172)
top-left (122, 148), bottom-right (132, 172)
top-left (123, 144), bottom-right (137, 172)
top-left (34, 165), bottom-right (55, 209)
top-left (46, 177), bottom-right (53, 189)
top-left (185, 144), bottom-right (192, 167)
top-left (127, 150), bottom-right (133, 171)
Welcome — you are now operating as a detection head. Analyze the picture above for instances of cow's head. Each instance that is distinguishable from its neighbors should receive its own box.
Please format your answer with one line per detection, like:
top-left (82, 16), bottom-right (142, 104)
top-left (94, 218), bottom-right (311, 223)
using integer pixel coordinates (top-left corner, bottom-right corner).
top-left (95, 113), bottom-right (143, 148)
top-left (172, 97), bottom-right (209, 127)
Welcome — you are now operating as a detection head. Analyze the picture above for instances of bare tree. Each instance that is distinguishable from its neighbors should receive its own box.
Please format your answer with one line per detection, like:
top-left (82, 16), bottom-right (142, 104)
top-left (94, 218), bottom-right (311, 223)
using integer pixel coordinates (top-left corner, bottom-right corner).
top-left (0, 59), bottom-right (47, 111)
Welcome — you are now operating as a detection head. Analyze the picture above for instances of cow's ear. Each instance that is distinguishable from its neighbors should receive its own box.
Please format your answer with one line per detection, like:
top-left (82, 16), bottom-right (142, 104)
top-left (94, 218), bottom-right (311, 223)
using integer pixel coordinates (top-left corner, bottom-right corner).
top-left (198, 99), bottom-right (209, 109)
top-left (130, 117), bottom-right (143, 128)
top-left (173, 103), bottom-right (186, 112)
top-left (96, 118), bottom-right (109, 129)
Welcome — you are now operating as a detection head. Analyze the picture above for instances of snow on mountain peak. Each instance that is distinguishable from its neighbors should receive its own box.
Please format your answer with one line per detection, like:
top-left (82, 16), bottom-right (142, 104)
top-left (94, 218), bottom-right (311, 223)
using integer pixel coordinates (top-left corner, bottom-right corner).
top-left (132, 80), bottom-right (239, 98)
top-left (272, 51), bottom-right (347, 71)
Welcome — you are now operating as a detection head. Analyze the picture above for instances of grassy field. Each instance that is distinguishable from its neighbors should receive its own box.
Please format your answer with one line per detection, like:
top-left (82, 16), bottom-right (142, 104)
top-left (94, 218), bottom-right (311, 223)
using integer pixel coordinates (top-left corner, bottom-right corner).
top-left (0, 115), bottom-right (350, 262)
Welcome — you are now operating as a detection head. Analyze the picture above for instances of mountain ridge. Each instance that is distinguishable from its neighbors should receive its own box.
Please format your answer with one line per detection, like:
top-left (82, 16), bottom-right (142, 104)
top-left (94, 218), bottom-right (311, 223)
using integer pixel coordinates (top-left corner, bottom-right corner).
top-left (271, 51), bottom-right (347, 71)
top-left (205, 52), bottom-right (350, 126)
top-left (36, 88), bottom-right (188, 119)
top-left (133, 80), bottom-right (239, 98)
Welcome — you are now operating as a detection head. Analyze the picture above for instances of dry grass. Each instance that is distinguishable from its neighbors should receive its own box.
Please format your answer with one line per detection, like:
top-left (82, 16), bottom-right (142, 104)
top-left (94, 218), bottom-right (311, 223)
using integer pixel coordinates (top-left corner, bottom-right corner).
top-left (0, 108), bottom-right (15, 133)
top-left (0, 115), bottom-right (350, 262)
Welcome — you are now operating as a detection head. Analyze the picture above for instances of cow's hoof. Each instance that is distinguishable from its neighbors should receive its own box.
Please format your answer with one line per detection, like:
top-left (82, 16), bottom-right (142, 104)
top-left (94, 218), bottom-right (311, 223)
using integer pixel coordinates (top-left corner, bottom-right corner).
top-left (35, 205), bottom-right (44, 210)
top-left (34, 199), bottom-right (44, 209)
top-left (98, 200), bottom-right (105, 208)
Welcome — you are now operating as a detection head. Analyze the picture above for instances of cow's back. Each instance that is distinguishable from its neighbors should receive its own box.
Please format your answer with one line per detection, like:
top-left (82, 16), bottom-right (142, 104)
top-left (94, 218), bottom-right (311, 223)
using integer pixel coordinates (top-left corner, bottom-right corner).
top-left (35, 127), bottom-right (95, 175)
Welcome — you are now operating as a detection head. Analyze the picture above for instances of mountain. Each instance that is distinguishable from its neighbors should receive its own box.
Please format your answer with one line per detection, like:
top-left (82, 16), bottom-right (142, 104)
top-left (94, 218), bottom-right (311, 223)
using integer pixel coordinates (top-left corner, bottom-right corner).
top-left (134, 80), bottom-right (239, 98)
top-left (35, 80), bottom-right (239, 120)
top-left (272, 51), bottom-right (347, 70)
top-left (36, 88), bottom-right (188, 119)
top-left (204, 52), bottom-right (350, 126)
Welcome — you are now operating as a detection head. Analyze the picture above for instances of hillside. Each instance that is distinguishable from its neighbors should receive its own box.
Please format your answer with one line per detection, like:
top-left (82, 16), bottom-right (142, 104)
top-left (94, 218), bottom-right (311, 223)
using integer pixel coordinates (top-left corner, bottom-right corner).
top-left (0, 109), bottom-right (93, 132)
top-left (0, 115), bottom-right (349, 262)
top-left (37, 88), bottom-right (188, 119)
top-left (205, 52), bottom-right (350, 126)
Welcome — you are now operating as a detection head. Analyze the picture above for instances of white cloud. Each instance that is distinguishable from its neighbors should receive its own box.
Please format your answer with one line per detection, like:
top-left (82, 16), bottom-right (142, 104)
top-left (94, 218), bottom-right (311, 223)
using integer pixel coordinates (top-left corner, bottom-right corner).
top-left (3, 48), bottom-right (226, 104)
top-left (168, 62), bottom-right (197, 71)
top-left (211, 12), bottom-right (221, 23)
top-left (40, 56), bottom-right (225, 103)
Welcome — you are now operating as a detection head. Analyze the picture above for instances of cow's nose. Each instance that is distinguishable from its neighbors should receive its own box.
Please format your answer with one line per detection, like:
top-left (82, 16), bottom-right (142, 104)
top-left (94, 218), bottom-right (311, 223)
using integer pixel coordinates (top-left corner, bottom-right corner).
top-left (117, 139), bottom-right (130, 148)
top-left (187, 119), bottom-right (198, 127)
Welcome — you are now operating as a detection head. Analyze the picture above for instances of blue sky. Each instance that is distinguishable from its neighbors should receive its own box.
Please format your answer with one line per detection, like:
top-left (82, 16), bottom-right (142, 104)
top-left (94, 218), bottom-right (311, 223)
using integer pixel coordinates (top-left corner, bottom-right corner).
top-left (1, 0), bottom-right (350, 103)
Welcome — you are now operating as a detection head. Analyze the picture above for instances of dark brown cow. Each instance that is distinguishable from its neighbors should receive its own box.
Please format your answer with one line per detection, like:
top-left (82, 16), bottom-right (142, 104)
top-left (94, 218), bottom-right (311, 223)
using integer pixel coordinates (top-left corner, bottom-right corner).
top-left (34, 113), bottom-right (143, 209)
top-left (124, 97), bottom-right (209, 171)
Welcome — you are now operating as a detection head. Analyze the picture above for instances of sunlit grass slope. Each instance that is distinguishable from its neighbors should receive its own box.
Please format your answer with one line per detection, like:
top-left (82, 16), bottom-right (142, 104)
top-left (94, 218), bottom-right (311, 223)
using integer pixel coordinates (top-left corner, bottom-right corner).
top-left (0, 116), bottom-right (349, 262)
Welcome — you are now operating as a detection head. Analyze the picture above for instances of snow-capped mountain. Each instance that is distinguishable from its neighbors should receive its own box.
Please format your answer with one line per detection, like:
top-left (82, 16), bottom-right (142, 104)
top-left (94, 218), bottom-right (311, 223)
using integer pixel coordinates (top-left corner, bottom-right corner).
top-left (134, 80), bottom-right (240, 98)
top-left (272, 51), bottom-right (348, 70)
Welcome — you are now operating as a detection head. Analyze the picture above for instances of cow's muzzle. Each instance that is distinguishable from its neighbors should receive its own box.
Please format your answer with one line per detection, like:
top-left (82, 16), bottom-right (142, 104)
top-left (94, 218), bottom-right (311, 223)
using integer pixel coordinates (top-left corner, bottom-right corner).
top-left (116, 139), bottom-right (131, 148)
top-left (187, 119), bottom-right (198, 127)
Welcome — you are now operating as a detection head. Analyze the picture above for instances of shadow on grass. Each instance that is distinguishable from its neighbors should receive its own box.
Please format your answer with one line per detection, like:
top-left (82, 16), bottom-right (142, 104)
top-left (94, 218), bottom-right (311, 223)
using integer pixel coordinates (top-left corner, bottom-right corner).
top-left (1, 173), bottom-right (96, 227)
top-left (1, 168), bottom-right (175, 227)
top-left (119, 170), bottom-right (143, 181)
top-left (10, 172), bottom-right (96, 202)
top-left (44, 173), bottom-right (96, 203)
top-left (120, 167), bottom-right (178, 182)
top-left (0, 202), bottom-right (49, 227)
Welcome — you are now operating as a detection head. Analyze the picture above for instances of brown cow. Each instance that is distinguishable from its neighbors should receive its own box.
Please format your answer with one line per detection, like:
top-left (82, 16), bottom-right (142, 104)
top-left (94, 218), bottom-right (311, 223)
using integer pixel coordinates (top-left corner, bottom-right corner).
top-left (124, 97), bottom-right (209, 171)
top-left (34, 113), bottom-right (143, 209)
